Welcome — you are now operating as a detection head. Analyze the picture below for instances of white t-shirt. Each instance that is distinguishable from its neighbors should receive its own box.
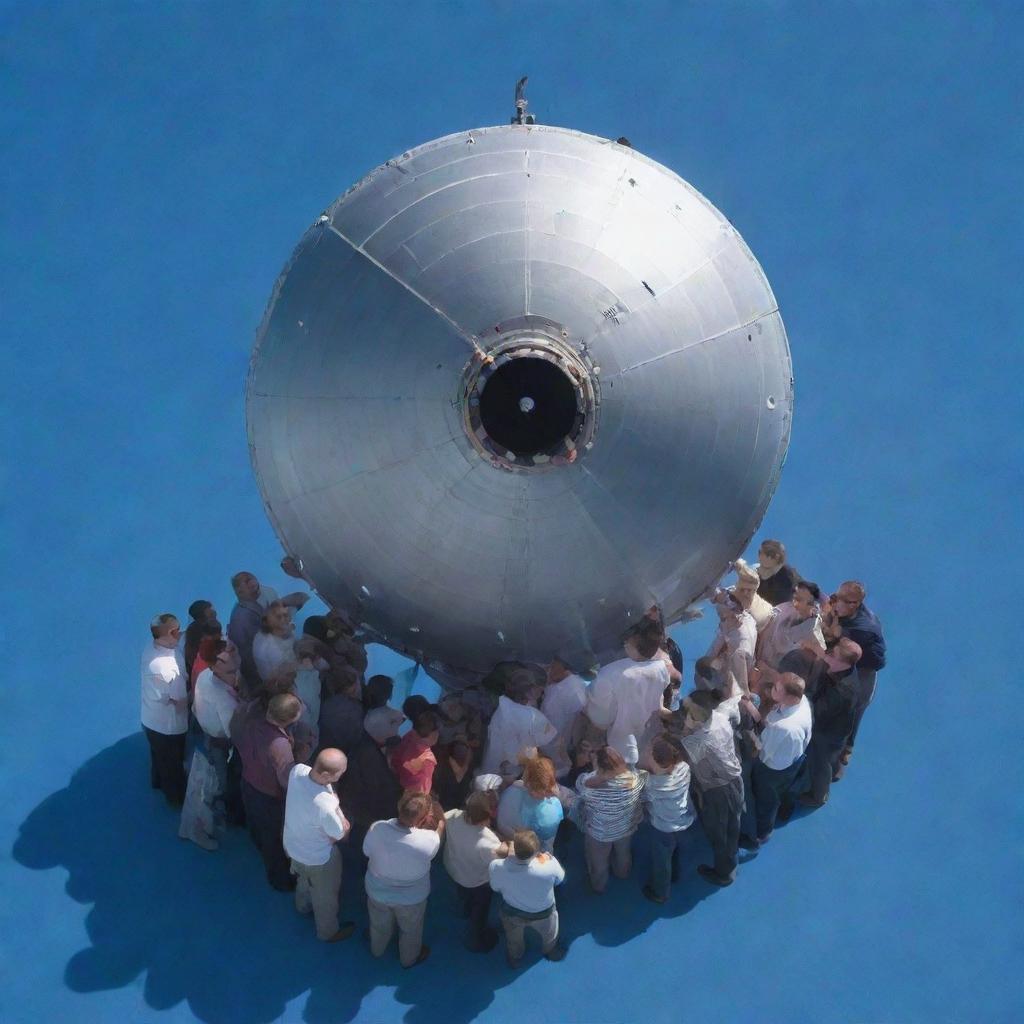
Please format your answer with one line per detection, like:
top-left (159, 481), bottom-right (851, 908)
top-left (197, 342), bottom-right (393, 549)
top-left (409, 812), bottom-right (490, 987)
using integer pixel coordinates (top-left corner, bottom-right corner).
top-left (363, 819), bottom-right (441, 905)
top-left (140, 641), bottom-right (188, 735)
top-left (253, 631), bottom-right (295, 682)
top-left (760, 696), bottom-right (813, 770)
top-left (442, 810), bottom-right (503, 888)
top-left (759, 605), bottom-right (825, 671)
top-left (540, 674), bottom-right (587, 778)
top-left (643, 762), bottom-right (695, 833)
top-left (193, 668), bottom-right (239, 739)
top-left (588, 657), bottom-right (669, 763)
top-left (283, 764), bottom-right (348, 866)
top-left (705, 613), bottom-right (757, 697)
top-left (481, 696), bottom-right (557, 774)
top-left (489, 853), bottom-right (564, 913)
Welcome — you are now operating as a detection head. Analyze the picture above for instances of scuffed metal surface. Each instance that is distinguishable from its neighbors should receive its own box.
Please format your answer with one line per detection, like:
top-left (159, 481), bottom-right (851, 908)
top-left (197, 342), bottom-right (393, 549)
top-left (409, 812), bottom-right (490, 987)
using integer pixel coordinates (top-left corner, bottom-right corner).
top-left (247, 125), bottom-right (793, 678)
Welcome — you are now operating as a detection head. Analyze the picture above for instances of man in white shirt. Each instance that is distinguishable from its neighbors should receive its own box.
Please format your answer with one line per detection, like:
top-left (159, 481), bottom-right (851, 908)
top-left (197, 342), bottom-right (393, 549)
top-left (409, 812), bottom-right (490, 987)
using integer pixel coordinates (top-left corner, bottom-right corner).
top-left (540, 658), bottom-right (588, 779)
top-left (489, 828), bottom-right (566, 967)
top-left (482, 672), bottom-right (557, 776)
top-left (228, 570), bottom-right (309, 692)
top-left (141, 613), bottom-right (189, 806)
top-left (443, 791), bottom-right (509, 952)
top-left (587, 620), bottom-right (671, 764)
top-left (283, 749), bottom-right (355, 942)
top-left (750, 672), bottom-right (813, 844)
top-left (363, 791), bottom-right (444, 968)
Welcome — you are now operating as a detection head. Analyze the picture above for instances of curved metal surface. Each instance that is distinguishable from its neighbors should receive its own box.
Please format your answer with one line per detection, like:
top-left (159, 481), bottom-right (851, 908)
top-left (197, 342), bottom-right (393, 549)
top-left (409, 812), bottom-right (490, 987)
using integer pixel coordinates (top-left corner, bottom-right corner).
top-left (247, 124), bottom-right (793, 679)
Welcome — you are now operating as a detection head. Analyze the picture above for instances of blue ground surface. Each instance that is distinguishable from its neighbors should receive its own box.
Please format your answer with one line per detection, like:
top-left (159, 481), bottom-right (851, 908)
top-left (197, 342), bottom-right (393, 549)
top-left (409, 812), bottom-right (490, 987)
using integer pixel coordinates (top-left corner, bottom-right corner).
top-left (2, 3), bottom-right (1021, 1022)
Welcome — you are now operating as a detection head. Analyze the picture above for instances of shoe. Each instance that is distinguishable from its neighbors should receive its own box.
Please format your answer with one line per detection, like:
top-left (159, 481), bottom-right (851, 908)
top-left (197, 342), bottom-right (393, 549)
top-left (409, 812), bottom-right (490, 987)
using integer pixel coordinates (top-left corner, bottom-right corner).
top-left (403, 945), bottom-right (430, 969)
top-left (327, 922), bottom-right (356, 942)
top-left (840, 748), bottom-right (852, 766)
top-left (798, 793), bottom-right (826, 808)
top-left (757, 830), bottom-right (773, 845)
top-left (697, 864), bottom-right (734, 887)
top-left (182, 832), bottom-right (219, 851)
top-left (642, 885), bottom-right (668, 904)
top-left (737, 834), bottom-right (760, 851)
top-left (544, 945), bottom-right (567, 961)
top-left (776, 801), bottom-right (795, 823)
top-left (832, 763), bottom-right (846, 781)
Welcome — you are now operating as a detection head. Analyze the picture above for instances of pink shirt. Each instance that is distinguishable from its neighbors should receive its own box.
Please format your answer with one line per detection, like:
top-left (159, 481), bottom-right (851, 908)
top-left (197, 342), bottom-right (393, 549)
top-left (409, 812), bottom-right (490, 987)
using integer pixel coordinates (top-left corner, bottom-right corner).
top-left (389, 731), bottom-right (437, 793)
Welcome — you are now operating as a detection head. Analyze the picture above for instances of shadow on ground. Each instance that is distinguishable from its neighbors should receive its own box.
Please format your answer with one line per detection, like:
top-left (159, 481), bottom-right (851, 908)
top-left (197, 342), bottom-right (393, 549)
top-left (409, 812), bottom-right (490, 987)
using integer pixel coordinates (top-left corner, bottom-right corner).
top-left (13, 733), bottom-right (782, 1023)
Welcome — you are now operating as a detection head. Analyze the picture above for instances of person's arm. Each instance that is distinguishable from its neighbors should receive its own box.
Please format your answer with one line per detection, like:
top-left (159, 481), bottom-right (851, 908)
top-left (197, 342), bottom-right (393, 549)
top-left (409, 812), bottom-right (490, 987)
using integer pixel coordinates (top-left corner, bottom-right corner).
top-left (320, 803), bottom-right (348, 843)
top-left (279, 591), bottom-right (310, 610)
top-left (269, 736), bottom-right (296, 791)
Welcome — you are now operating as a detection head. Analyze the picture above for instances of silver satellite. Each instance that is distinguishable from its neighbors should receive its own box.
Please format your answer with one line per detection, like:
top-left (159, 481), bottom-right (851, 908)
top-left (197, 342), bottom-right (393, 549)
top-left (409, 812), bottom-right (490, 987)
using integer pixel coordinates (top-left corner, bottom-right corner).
top-left (247, 99), bottom-right (793, 685)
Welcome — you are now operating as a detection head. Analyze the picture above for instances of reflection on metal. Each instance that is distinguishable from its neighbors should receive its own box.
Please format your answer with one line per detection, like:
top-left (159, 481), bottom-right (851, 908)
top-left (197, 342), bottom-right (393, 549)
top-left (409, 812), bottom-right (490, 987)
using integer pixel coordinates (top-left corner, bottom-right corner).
top-left (247, 124), bottom-right (793, 683)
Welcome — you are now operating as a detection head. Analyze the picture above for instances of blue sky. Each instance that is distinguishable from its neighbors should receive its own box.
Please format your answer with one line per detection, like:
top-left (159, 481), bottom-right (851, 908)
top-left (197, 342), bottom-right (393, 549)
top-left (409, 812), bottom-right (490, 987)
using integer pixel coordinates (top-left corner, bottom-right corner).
top-left (2, 3), bottom-right (1021, 1023)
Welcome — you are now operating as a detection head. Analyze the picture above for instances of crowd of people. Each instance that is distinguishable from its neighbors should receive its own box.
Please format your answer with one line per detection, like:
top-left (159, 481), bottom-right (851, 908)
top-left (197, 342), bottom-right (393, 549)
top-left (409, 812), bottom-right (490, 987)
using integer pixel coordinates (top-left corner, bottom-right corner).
top-left (139, 539), bottom-right (887, 968)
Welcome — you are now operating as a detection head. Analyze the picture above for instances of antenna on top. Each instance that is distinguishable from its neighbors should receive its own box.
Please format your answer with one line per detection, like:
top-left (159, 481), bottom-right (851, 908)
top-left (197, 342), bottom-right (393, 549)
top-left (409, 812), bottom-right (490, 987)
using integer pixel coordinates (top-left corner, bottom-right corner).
top-left (511, 76), bottom-right (536, 125)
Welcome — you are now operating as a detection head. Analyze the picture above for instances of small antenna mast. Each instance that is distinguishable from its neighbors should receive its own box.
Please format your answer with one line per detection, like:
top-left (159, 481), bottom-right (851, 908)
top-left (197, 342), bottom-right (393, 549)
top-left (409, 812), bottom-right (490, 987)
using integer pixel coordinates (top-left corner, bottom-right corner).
top-left (511, 76), bottom-right (536, 125)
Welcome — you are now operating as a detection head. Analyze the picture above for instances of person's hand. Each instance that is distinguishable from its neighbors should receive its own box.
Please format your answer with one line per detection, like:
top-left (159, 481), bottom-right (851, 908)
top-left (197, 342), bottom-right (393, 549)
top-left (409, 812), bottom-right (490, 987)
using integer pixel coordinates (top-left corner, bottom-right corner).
top-left (281, 556), bottom-right (304, 579)
top-left (801, 636), bottom-right (826, 655)
top-left (293, 592), bottom-right (310, 608)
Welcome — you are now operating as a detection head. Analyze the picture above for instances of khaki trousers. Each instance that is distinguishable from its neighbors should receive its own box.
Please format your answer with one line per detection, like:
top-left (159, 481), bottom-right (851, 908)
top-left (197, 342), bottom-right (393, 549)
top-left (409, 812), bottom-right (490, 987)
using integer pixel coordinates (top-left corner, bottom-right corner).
top-left (367, 896), bottom-right (427, 966)
top-left (499, 905), bottom-right (559, 961)
top-left (291, 846), bottom-right (342, 940)
top-left (584, 833), bottom-right (634, 892)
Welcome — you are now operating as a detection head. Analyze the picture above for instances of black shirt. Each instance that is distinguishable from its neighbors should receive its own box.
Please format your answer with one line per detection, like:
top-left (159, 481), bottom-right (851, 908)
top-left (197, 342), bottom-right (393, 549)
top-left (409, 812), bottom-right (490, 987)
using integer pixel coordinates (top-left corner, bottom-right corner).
top-left (757, 565), bottom-right (801, 606)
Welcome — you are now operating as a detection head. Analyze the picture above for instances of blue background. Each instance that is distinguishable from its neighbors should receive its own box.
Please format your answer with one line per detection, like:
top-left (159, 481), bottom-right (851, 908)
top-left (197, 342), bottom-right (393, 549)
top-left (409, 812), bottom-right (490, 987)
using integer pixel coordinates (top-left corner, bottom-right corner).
top-left (2, 3), bottom-right (1021, 1022)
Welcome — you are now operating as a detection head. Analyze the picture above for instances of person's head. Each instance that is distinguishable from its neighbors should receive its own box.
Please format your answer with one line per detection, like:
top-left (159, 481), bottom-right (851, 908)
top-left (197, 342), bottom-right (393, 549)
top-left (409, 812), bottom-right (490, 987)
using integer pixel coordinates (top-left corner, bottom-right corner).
top-left (771, 672), bottom-right (806, 707)
top-left (323, 666), bottom-right (360, 700)
top-left (651, 735), bottom-right (684, 770)
top-left (683, 689), bottom-right (722, 727)
top-left (197, 633), bottom-right (224, 667)
top-left (715, 591), bottom-right (744, 624)
top-left (210, 641), bottom-right (240, 684)
top-left (758, 540), bottom-right (786, 570)
top-left (792, 581), bottom-right (821, 620)
top-left (364, 674), bottom-right (394, 710)
top-left (512, 828), bottom-right (541, 861)
top-left (150, 613), bottom-right (180, 646)
top-left (311, 748), bottom-right (347, 785)
top-left (397, 791), bottom-right (432, 827)
top-left (302, 615), bottom-right (334, 645)
top-left (188, 599), bottom-right (218, 625)
top-left (267, 692), bottom-right (302, 727)
top-left (464, 790), bottom-right (493, 826)
top-left (505, 668), bottom-right (539, 706)
top-left (231, 571), bottom-right (261, 602)
top-left (439, 692), bottom-right (466, 721)
top-left (364, 707), bottom-right (403, 745)
top-left (258, 664), bottom-right (298, 708)
top-left (413, 711), bottom-right (440, 745)
top-left (624, 619), bottom-right (662, 661)
top-left (402, 695), bottom-right (432, 722)
top-left (694, 656), bottom-right (716, 684)
top-left (261, 600), bottom-right (292, 636)
top-left (825, 637), bottom-right (862, 673)
top-left (834, 581), bottom-right (866, 617)
top-left (522, 755), bottom-right (558, 798)
top-left (546, 657), bottom-right (572, 684)
top-left (595, 745), bottom-right (628, 774)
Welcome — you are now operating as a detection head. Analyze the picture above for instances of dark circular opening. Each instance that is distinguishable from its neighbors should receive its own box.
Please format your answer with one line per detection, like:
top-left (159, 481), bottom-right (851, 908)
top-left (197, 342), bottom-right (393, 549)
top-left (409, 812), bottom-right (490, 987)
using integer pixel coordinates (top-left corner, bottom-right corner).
top-left (478, 357), bottom-right (579, 456)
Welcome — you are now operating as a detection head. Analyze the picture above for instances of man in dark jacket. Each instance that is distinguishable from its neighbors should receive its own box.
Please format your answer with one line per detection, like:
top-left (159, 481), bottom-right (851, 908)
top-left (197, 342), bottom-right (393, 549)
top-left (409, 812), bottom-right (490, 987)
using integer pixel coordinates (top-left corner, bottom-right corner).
top-left (822, 581), bottom-right (887, 771)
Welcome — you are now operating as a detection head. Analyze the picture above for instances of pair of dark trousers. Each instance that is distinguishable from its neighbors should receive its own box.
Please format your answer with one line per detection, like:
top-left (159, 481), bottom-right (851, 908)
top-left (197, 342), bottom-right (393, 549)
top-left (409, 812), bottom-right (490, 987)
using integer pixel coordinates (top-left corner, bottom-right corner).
top-left (455, 882), bottom-right (494, 950)
top-left (699, 777), bottom-right (743, 881)
top-left (648, 825), bottom-right (686, 899)
top-left (143, 726), bottom-right (186, 806)
top-left (803, 734), bottom-right (846, 803)
top-left (241, 779), bottom-right (291, 890)
top-left (752, 757), bottom-right (803, 839)
top-left (846, 669), bottom-right (877, 749)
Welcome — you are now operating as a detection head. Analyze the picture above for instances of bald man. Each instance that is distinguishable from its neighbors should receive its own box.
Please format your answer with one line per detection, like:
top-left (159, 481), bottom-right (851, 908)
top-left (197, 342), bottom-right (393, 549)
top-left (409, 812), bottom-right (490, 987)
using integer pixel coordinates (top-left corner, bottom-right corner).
top-left (283, 748), bottom-right (355, 941)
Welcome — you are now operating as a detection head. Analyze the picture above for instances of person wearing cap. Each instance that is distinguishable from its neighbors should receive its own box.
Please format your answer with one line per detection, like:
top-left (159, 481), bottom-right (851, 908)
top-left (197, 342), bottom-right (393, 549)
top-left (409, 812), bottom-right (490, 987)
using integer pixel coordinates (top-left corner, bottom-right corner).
top-left (482, 670), bottom-right (558, 776)
top-left (758, 581), bottom-right (826, 672)
top-left (141, 613), bottom-right (189, 807)
top-left (283, 749), bottom-right (356, 943)
top-left (337, 706), bottom-right (405, 853)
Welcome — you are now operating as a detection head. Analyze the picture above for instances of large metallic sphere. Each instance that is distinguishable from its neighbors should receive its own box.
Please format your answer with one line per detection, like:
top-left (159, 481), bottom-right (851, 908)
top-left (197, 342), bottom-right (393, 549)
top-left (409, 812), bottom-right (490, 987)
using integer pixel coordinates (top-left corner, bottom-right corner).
top-left (247, 124), bottom-right (793, 680)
